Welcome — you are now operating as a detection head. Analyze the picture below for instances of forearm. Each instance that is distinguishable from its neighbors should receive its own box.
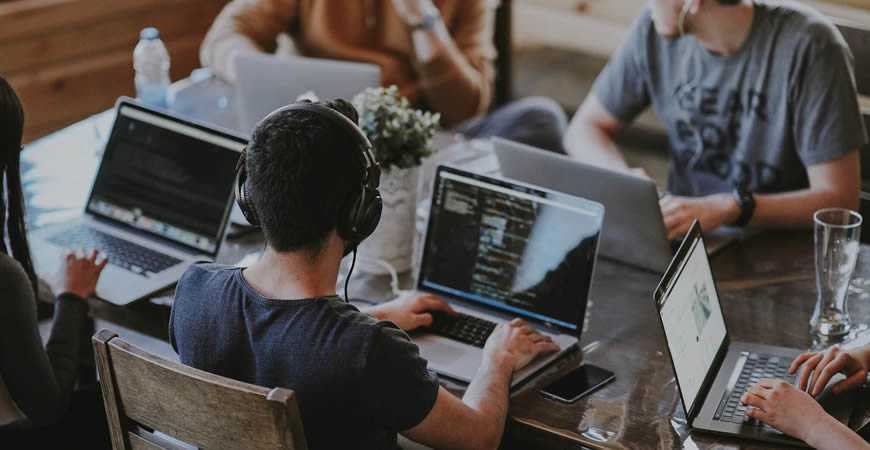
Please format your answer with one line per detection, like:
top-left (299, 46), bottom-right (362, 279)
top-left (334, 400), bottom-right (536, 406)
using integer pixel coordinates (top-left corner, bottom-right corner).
top-left (563, 119), bottom-right (630, 172)
top-left (411, 21), bottom-right (492, 124)
top-left (805, 414), bottom-right (870, 450)
top-left (201, 0), bottom-right (291, 82)
top-left (460, 356), bottom-right (513, 449)
top-left (752, 187), bottom-right (858, 228)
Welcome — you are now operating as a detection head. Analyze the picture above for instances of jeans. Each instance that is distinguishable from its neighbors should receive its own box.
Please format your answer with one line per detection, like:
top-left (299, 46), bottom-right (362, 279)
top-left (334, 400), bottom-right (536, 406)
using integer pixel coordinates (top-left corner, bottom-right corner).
top-left (453, 96), bottom-right (568, 154)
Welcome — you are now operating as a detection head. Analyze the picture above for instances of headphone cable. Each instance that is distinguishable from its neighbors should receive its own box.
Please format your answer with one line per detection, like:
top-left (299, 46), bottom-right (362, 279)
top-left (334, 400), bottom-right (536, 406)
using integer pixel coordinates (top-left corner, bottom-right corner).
top-left (344, 247), bottom-right (358, 303)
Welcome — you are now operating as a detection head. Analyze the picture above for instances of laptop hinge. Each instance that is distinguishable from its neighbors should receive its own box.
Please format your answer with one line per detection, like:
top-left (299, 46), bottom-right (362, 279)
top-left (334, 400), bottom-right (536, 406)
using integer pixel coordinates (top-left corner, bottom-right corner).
top-left (688, 338), bottom-right (730, 424)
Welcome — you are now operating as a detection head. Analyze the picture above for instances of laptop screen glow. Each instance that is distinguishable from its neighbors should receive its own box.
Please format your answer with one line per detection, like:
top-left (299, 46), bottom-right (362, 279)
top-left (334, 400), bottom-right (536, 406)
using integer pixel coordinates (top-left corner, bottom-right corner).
top-left (86, 105), bottom-right (245, 255)
top-left (418, 168), bottom-right (603, 331)
top-left (659, 235), bottom-right (727, 412)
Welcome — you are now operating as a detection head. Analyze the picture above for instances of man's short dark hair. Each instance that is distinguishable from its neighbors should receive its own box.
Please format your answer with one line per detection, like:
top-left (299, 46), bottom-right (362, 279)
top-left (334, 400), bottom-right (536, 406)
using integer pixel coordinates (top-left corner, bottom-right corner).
top-left (246, 99), bottom-right (364, 256)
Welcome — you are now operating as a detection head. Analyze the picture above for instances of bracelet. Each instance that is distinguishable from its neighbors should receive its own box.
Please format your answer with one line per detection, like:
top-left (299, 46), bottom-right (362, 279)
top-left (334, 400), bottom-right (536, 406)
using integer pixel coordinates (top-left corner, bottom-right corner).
top-left (408, 11), bottom-right (441, 31)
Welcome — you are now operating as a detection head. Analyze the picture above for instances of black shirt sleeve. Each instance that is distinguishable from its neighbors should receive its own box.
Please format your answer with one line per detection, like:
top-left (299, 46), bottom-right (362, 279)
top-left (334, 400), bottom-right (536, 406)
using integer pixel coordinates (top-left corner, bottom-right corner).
top-left (360, 323), bottom-right (439, 432)
top-left (0, 255), bottom-right (88, 427)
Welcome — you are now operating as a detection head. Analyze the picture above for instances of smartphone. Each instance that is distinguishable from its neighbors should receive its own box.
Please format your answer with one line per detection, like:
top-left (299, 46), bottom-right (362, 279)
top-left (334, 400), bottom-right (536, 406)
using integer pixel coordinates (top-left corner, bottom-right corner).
top-left (539, 364), bottom-right (615, 404)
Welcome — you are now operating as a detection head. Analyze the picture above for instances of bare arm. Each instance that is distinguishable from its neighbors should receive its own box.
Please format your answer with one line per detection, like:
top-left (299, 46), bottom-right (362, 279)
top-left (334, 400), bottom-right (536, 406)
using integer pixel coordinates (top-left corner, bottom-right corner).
top-left (402, 319), bottom-right (559, 450)
top-left (393, 0), bottom-right (495, 125)
top-left (751, 150), bottom-right (860, 228)
top-left (564, 94), bottom-right (632, 172)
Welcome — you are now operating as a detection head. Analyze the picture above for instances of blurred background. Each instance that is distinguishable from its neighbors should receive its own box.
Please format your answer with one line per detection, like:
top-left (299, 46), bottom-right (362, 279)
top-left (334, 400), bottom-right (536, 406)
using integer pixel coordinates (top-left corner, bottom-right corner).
top-left (1, 0), bottom-right (868, 185)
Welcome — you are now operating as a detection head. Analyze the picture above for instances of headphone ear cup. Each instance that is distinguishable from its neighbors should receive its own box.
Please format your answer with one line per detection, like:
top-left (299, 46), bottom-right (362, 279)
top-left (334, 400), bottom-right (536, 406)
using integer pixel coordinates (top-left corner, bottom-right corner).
top-left (235, 163), bottom-right (260, 227)
top-left (337, 188), bottom-right (382, 248)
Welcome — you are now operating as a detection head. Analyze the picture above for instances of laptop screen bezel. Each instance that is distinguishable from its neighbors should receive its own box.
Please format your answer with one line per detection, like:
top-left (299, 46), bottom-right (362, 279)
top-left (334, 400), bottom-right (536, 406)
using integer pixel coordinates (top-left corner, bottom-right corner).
top-left (653, 220), bottom-right (731, 423)
top-left (415, 164), bottom-right (603, 335)
top-left (84, 98), bottom-right (247, 257)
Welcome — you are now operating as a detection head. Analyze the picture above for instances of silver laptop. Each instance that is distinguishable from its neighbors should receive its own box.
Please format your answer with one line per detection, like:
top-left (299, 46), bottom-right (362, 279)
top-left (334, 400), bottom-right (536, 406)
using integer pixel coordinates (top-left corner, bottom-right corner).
top-left (410, 166), bottom-right (604, 387)
top-left (31, 98), bottom-right (246, 305)
top-left (654, 220), bottom-right (854, 446)
top-left (234, 53), bottom-right (381, 134)
top-left (494, 137), bottom-right (671, 273)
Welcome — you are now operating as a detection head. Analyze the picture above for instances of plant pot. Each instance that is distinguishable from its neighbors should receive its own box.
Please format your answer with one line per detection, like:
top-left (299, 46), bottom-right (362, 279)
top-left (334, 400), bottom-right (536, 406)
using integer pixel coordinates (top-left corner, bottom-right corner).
top-left (357, 166), bottom-right (420, 275)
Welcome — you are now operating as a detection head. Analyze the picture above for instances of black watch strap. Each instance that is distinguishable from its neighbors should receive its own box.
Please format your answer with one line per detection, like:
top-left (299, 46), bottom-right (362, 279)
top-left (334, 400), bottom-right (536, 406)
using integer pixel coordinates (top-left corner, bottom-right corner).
top-left (732, 188), bottom-right (756, 228)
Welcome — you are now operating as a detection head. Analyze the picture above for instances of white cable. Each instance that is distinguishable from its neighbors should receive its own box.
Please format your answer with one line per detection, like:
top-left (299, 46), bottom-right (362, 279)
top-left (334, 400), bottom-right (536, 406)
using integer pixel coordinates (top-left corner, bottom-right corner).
top-left (355, 256), bottom-right (414, 297)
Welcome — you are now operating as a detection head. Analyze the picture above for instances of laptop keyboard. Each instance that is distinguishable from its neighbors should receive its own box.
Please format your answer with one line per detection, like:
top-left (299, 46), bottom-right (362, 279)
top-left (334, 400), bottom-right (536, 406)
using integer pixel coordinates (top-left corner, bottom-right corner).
top-left (428, 312), bottom-right (497, 348)
top-left (48, 226), bottom-right (181, 277)
top-left (714, 352), bottom-right (795, 428)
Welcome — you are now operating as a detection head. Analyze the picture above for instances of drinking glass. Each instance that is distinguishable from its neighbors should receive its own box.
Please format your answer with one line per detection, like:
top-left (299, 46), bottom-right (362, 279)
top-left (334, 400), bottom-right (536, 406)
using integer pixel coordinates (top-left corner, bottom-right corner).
top-left (811, 208), bottom-right (862, 343)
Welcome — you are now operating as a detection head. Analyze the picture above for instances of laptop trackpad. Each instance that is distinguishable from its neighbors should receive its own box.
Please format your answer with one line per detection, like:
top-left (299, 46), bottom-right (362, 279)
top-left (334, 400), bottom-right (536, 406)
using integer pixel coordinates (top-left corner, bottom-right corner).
top-left (416, 336), bottom-right (466, 367)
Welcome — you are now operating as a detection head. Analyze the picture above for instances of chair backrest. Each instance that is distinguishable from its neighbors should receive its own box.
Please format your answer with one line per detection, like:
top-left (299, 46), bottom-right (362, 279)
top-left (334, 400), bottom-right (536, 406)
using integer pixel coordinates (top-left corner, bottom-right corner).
top-left (493, 0), bottom-right (513, 108)
top-left (92, 330), bottom-right (308, 450)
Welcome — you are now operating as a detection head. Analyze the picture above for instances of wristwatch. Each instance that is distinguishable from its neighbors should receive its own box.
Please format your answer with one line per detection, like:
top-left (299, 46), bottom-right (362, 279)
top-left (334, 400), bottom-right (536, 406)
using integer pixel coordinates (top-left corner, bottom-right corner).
top-left (732, 187), bottom-right (756, 228)
top-left (408, 10), bottom-right (441, 31)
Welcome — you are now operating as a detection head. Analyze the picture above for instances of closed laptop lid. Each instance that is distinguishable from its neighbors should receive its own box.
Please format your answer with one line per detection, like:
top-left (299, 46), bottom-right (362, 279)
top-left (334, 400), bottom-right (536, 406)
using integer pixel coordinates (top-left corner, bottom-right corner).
top-left (417, 165), bottom-right (604, 334)
top-left (85, 98), bottom-right (246, 257)
top-left (654, 221), bottom-right (730, 421)
top-left (493, 137), bottom-right (671, 274)
top-left (234, 53), bottom-right (381, 134)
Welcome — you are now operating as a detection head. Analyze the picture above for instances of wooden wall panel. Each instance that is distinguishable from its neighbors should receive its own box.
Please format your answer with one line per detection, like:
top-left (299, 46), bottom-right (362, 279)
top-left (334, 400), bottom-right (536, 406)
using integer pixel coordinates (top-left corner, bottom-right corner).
top-left (0, 0), bottom-right (228, 142)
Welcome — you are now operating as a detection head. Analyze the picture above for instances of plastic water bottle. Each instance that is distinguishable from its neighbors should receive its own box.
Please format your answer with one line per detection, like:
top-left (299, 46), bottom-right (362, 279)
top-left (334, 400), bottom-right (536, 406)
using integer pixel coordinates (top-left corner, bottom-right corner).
top-left (133, 27), bottom-right (171, 108)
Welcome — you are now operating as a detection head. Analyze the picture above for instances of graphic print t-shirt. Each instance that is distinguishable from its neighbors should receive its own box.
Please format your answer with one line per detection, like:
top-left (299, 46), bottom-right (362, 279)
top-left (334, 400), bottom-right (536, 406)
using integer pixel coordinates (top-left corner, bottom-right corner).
top-left (593, 1), bottom-right (868, 196)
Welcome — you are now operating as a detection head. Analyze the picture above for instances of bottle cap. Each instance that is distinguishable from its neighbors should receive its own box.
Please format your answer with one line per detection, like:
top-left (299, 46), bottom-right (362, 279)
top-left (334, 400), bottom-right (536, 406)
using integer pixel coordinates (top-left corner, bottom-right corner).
top-left (140, 27), bottom-right (160, 40)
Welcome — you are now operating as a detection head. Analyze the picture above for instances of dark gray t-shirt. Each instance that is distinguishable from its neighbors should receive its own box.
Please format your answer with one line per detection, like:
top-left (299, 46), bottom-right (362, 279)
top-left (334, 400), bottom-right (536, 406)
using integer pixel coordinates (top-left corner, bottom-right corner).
top-left (169, 263), bottom-right (439, 450)
top-left (593, 1), bottom-right (868, 196)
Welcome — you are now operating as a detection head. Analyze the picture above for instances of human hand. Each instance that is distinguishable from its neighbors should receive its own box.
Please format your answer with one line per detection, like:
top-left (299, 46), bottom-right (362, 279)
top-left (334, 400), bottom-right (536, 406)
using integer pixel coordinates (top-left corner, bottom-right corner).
top-left (659, 193), bottom-right (740, 240)
top-left (367, 293), bottom-right (456, 332)
top-left (482, 319), bottom-right (560, 373)
top-left (790, 346), bottom-right (869, 397)
top-left (628, 167), bottom-right (652, 180)
top-left (741, 379), bottom-right (832, 442)
top-left (391, 0), bottom-right (437, 26)
top-left (57, 249), bottom-right (108, 299)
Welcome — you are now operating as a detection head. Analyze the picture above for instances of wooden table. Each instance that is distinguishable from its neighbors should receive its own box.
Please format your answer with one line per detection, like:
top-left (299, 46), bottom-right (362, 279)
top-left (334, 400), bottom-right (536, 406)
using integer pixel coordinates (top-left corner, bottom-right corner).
top-left (24, 78), bottom-right (870, 449)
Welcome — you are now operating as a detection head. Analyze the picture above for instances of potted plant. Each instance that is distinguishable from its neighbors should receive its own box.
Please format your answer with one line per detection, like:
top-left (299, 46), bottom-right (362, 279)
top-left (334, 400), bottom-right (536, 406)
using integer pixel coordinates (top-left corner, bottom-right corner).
top-left (353, 85), bottom-right (440, 274)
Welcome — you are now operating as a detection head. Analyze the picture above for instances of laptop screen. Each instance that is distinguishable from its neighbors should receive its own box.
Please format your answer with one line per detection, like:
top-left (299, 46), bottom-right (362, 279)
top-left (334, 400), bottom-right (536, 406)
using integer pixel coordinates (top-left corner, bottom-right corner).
top-left (418, 167), bottom-right (603, 332)
top-left (86, 103), bottom-right (246, 255)
top-left (657, 231), bottom-right (728, 414)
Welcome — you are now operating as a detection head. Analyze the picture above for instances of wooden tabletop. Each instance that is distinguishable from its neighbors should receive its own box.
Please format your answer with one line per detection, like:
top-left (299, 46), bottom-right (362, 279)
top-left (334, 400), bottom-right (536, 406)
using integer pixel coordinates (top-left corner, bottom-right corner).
top-left (23, 78), bottom-right (870, 449)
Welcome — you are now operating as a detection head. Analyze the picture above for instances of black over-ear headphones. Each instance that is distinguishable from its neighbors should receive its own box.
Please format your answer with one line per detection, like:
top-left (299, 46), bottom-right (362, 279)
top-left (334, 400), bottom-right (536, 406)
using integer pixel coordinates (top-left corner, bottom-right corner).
top-left (234, 102), bottom-right (383, 253)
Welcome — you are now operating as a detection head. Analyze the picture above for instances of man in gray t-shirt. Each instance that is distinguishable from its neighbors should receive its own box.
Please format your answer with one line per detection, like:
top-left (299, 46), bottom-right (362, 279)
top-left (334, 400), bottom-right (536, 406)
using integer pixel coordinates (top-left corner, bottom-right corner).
top-left (565, 0), bottom-right (867, 239)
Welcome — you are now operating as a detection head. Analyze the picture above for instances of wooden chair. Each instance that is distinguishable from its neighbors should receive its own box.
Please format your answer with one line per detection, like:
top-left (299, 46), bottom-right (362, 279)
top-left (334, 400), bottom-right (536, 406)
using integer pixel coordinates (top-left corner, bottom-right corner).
top-left (92, 330), bottom-right (308, 450)
top-left (493, 0), bottom-right (513, 108)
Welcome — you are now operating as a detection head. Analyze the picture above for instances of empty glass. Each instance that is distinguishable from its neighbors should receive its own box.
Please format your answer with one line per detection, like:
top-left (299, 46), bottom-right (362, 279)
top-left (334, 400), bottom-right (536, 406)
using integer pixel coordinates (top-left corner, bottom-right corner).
top-left (811, 208), bottom-right (862, 343)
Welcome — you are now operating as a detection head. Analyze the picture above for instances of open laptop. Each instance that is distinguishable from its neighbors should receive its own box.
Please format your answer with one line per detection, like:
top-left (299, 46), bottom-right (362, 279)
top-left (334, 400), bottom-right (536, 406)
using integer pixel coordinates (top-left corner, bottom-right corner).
top-left (234, 53), bottom-right (381, 135)
top-left (494, 137), bottom-right (670, 273)
top-left (654, 220), bottom-right (854, 446)
top-left (31, 98), bottom-right (246, 305)
top-left (410, 166), bottom-right (604, 387)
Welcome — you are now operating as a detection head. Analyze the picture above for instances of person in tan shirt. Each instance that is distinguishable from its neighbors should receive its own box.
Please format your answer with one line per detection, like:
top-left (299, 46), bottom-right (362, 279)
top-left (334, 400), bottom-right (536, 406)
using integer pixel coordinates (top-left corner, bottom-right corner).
top-left (201, 0), bottom-right (567, 152)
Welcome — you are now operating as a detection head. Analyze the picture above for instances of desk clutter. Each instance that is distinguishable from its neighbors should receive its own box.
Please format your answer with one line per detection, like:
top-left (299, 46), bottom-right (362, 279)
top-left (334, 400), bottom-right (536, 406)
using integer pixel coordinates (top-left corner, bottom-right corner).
top-left (4, 2), bottom-right (870, 447)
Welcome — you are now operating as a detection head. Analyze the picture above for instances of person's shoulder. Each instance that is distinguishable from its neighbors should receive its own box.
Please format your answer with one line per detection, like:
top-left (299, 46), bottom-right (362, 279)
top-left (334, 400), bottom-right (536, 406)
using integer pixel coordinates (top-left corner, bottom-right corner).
top-left (0, 253), bottom-right (36, 315)
top-left (175, 262), bottom-right (239, 301)
top-left (760, 1), bottom-right (845, 49)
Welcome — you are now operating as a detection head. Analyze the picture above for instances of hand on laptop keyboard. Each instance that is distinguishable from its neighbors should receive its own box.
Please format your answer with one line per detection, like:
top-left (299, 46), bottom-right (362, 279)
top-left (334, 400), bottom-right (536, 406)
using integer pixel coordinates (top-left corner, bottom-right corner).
top-left (482, 319), bottom-right (560, 372)
top-left (740, 379), bottom-right (829, 444)
top-left (366, 293), bottom-right (457, 332)
top-left (56, 249), bottom-right (109, 299)
top-left (790, 346), bottom-right (870, 397)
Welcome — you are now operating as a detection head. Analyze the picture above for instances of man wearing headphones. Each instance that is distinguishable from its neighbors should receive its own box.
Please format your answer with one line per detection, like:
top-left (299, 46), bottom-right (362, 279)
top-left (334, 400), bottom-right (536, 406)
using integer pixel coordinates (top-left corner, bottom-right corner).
top-left (169, 99), bottom-right (559, 450)
top-left (564, 0), bottom-right (867, 239)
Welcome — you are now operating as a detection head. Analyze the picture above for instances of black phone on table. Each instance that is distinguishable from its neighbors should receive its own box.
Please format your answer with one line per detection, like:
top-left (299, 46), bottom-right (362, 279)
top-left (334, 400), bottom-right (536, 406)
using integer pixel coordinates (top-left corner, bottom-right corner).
top-left (540, 364), bottom-right (615, 404)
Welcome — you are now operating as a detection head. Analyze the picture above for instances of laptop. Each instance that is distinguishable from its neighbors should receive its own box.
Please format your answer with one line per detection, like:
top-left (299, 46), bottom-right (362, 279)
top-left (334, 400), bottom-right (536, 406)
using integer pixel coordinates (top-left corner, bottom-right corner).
top-left (31, 98), bottom-right (246, 305)
top-left (234, 53), bottom-right (381, 135)
top-left (654, 220), bottom-right (854, 446)
top-left (494, 137), bottom-right (670, 273)
top-left (410, 165), bottom-right (604, 387)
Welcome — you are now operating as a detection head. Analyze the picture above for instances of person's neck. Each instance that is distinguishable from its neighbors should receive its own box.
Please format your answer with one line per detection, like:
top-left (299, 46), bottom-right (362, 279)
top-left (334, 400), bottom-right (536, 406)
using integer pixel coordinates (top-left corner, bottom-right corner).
top-left (243, 237), bottom-right (343, 300)
top-left (690, 1), bottom-right (755, 56)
